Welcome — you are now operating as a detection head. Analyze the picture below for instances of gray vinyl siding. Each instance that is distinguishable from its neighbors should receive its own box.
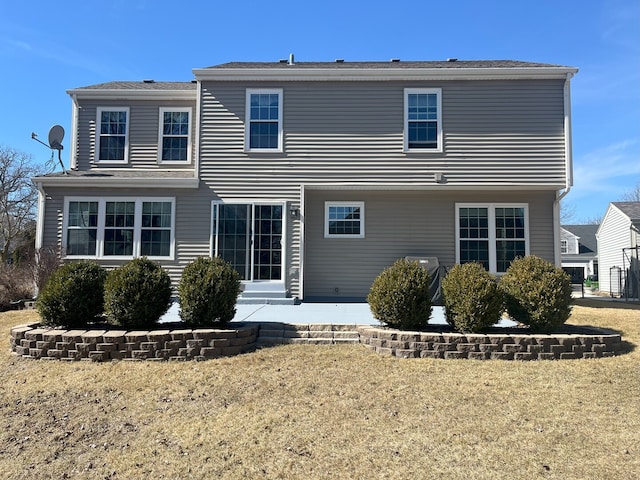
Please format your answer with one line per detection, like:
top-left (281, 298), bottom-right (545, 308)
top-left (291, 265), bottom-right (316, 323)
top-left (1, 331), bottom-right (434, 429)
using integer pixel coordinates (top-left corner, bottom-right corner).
top-left (303, 190), bottom-right (556, 300)
top-left (40, 186), bottom-right (212, 287)
top-left (199, 79), bottom-right (567, 190)
top-left (198, 78), bottom-right (565, 299)
top-left (597, 207), bottom-right (631, 294)
top-left (48, 76), bottom-right (566, 300)
top-left (74, 100), bottom-right (196, 170)
top-left (40, 184), bottom-right (301, 295)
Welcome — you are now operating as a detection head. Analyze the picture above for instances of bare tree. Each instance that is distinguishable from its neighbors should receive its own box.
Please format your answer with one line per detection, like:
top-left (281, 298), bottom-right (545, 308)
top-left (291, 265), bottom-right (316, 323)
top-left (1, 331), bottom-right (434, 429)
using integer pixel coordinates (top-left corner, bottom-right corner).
top-left (620, 182), bottom-right (640, 202)
top-left (560, 199), bottom-right (577, 224)
top-left (579, 215), bottom-right (603, 225)
top-left (0, 146), bottom-right (44, 263)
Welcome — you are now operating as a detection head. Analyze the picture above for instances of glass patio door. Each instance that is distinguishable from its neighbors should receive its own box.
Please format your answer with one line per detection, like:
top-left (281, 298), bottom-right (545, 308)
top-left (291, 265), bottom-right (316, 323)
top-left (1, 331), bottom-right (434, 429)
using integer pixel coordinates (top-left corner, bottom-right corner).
top-left (213, 203), bottom-right (283, 282)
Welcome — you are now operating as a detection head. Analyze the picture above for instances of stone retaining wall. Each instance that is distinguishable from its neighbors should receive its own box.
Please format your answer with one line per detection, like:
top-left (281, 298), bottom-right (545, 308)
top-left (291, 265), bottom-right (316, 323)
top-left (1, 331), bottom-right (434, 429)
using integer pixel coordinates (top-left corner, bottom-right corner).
top-left (9, 323), bottom-right (625, 361)
top-left (357, 326), bottom-right (625, 360)
top-left (10, 323), bottom-right (259, 362)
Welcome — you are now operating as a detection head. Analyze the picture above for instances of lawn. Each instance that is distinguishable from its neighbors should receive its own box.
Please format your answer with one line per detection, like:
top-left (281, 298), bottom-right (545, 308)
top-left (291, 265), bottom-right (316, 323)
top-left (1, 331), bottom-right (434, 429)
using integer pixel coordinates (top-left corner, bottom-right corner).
top-left (0, 299), bottom-right (639, 479)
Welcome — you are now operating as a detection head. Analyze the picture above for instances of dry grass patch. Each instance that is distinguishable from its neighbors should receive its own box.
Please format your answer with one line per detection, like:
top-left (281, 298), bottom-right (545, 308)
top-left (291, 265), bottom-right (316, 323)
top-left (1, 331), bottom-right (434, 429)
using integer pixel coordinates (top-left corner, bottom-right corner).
top-left (0, 301), bottom-right (639, 479)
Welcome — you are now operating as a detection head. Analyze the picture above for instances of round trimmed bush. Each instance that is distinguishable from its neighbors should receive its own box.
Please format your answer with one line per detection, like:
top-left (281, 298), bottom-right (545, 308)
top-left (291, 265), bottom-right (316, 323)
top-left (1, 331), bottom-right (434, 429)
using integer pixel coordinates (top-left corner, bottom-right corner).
top-left (367, 258), bottom-right (432, 330)
top-left (104, 257), bottom-right (172, 329)
top-left (442, 262), bottom-right (504, 333)
top-left (178, 257), bottom-right (241, 327)
top-left (36, 261), bottom-right (106, 328)
top-left (500, 255), bottom-right (572, 332)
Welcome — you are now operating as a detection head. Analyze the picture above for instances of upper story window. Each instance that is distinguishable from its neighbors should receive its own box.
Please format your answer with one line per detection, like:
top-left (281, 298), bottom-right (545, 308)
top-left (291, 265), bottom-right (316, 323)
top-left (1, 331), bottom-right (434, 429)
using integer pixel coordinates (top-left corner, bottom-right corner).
top-left (97, 107), bottom-right (129, 163)
top-left (324, 202), bottom-right (365, 238)
top-left (404, 88), bottom-right (442, 152)
top-left (64, 197), bottom-right (175, 260)
top-left (158, 108), bottom-right (192, 163)
top-left (245, 89), bottom-right (283, 152)
top-left (456, 204), bottom-right (529, 274)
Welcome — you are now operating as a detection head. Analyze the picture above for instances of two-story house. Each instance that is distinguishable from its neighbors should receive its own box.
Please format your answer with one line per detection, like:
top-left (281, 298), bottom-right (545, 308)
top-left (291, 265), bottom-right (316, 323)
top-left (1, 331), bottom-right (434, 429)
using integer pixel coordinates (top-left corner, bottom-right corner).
top-left (33, 59), bottom-right (578, 303)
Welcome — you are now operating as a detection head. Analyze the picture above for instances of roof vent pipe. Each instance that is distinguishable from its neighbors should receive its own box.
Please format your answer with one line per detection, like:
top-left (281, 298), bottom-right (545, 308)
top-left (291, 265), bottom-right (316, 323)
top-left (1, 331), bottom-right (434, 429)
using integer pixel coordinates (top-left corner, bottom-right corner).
top-left (288, 53), bottom-right (295, 65)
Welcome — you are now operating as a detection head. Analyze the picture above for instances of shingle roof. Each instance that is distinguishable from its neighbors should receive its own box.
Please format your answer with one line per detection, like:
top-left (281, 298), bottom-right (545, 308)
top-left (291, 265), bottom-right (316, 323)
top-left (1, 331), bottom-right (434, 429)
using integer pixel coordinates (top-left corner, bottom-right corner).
top-left (205, 60), bottom-right (572, 70)
top-left (611, 202), bottom-right (640, 228)
top-left (562, 224), bottom-right (599, 254)
top-left (73, 81), bottom-right (196, 90)
top-left (613, 202), bottom-right (640, 221)
top-left (35, 169), bottom-right (195, 179)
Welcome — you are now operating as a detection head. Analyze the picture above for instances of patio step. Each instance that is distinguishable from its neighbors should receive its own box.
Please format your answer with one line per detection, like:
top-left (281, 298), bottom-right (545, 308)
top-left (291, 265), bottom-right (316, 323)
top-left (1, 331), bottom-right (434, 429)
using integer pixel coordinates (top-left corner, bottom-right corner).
top-left (255, 323), bottom-right (360, 346)
top-left (237, 297), bottom-right (297, 305)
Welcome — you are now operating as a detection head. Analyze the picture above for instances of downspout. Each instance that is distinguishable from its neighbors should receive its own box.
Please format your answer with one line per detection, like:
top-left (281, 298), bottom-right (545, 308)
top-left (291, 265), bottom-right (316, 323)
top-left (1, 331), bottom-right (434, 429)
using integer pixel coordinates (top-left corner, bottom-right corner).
top-left (553, 72), bottom-right (574, 266)
top-left (34, 181), bottom-right (46, 295)
top-left (194, 79), bottom-right (201, 180)
top-left (69, 93), bottom-right (79, 170)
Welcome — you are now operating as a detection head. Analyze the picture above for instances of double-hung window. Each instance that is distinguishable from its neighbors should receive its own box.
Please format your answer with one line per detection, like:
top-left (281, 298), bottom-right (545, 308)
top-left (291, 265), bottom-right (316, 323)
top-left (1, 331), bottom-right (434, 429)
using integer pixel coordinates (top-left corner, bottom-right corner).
top-left (404, 88), bottom-right (442, 152)
top-left (158, 108), bottom-right (191, 163)
top-left (560, 240), bottom-right (568, 254)
top-left (104, 201), bottom-right (135, 256)
top-left (245, 89), bottom-right (283, 151)
top-left (97, 107), bottom-right (129, 163)
top-left (64, 197), bottom-right (175, 259)
top-left (324, 202), bottom-right (365, 238)
top-left (456, 204), bottom-right (528, 273)
top-left (66, 201), bottom-right (99, 256)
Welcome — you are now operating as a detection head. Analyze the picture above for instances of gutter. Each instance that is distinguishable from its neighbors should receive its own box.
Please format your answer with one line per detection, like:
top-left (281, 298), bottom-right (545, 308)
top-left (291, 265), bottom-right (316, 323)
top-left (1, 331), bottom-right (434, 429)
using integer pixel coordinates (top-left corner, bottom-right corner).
top-left (193, 66), bottom-right (579, 82)
top-left (553, 71), bottom-right (576, 266)
top-left (33, 176), bottom-right (200, 189)
top-left (65, 89), bottom-right (196, 101)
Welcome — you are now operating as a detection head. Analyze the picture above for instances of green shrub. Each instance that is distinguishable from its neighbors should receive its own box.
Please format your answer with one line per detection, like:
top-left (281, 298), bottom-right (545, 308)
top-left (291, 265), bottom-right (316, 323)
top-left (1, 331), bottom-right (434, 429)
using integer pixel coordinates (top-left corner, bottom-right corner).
top-left (442, 262), bottom-right (504, 333)
top-left (104, 257), bottom-right (172, 329)
top-left (178, 257), bottom-right (241, 327)
top-left (367, 259), bottom-right (432, 330)
top-left (500, 255), bottom-right (572, 332)
top-left (36, 261), bottom-right (106, 328)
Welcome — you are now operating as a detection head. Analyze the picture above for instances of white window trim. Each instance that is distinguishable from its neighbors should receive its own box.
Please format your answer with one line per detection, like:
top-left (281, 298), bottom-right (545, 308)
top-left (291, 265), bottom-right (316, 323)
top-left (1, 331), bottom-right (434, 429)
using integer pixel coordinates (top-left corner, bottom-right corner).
top-left (324, 201), bottom-right (365, 239)
top-left (245, 88), bottom-right (283, 153)
top-left (157, 107), bottom-right (192, 164)
top-left (404, 88), bottom-right (443, 153)
top-left (63, 196), bottom-right (175, 260)
top-left (96, 107), bottom-right (130, 164)
top-left (455, 203), bottom-right (529, 274)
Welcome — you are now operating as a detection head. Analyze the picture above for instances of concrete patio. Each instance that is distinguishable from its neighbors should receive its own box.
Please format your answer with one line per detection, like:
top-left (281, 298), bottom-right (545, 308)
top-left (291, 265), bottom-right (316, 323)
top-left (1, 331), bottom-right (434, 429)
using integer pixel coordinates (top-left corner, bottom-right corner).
top-left (160, 303), bottom-right (520, 327)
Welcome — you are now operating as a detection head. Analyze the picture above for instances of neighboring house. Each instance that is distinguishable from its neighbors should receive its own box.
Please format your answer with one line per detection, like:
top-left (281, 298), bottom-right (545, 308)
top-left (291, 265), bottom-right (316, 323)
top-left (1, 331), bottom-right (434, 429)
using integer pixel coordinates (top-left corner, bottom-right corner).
top-left (33, 59), bottom-right (578, 303)
top-left (560, 224), bottom-right (598, 283)
top-left (596, 202), bottom-right (640, 298)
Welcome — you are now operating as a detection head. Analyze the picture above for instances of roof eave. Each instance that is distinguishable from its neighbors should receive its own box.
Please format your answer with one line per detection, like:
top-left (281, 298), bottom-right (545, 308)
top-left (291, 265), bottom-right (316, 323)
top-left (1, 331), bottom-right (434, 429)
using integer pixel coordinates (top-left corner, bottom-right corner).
top-left (66, 89), bottom-right (197, 100)
top-left (193, 66), bottom-right (578, 82)
top-left (33, 175), bottom-right (200, 189)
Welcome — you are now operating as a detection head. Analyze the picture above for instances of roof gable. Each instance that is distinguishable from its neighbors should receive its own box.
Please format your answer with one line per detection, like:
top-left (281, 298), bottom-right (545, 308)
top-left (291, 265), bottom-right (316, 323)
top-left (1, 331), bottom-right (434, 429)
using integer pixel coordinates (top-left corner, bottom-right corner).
top-left (562, 224), bottom-right (599, 253)
top-left (612, 202), bottom-right (640, 222)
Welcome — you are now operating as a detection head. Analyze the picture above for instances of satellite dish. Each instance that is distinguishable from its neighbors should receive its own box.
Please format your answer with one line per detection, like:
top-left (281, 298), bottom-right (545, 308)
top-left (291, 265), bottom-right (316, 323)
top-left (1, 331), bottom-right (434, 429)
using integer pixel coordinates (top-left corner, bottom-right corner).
top-left (48, 125), bottom-right (65, 150)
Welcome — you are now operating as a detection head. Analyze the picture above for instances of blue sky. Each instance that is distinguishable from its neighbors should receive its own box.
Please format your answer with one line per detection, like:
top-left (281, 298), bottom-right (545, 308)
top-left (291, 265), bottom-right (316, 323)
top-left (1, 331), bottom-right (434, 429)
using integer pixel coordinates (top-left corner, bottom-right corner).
top-left (1, 0), bottom-right (638, 222)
